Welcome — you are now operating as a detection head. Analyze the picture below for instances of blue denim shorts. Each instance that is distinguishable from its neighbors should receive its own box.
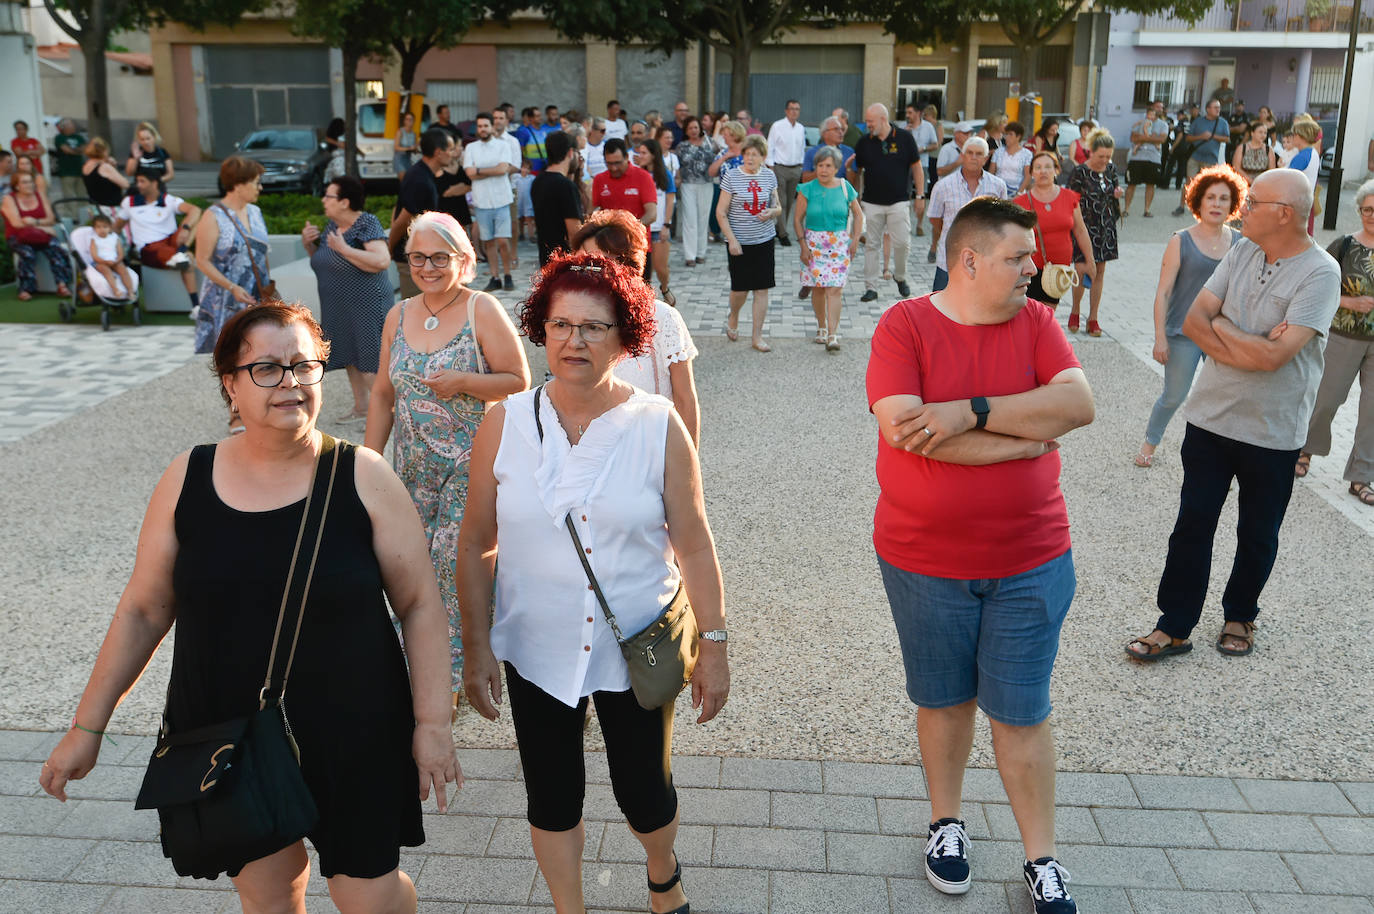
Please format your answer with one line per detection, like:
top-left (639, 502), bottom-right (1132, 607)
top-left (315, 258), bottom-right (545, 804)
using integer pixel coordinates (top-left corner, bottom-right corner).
top-left (474, 205), bottom-right (512, 240)
top-left (878, 550), bottom-right (1075, 726)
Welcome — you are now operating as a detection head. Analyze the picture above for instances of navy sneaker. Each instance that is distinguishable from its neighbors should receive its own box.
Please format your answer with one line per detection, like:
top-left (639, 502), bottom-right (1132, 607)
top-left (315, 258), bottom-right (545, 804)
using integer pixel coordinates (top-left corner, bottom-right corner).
top-left (1023, 857), bottom-right (1076, 913)
top-left (896, 280), bottom-right (911, 297)
top-left (924, 818), bottom-right (970, 894)
top-left (859, 289), bottom-right (878, 302)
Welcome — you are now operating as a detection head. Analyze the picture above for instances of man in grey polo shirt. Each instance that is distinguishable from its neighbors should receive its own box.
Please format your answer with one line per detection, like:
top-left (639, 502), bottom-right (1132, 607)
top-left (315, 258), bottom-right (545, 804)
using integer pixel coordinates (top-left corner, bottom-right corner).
top-left (1127, 170), bottom-right (1341, 662)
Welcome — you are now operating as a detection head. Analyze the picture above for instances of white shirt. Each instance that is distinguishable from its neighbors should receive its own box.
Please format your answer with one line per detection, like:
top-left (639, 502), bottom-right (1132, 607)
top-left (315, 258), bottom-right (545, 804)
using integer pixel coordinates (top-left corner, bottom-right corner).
top-left (585, 140), bottom-right (607, 179)
top-left (936, 140), bottom-right (962, 172)
top-left (766, 117), bottom-right (806, 167)
top-left (614, 301), bottom-right (698, 397)
top-left (913, 120), bottom-right (939, 156)
top-left (991, 145), bottom-right (1033, 194)
top-left (116, 192), bottom-right (185, 249)
top-left (490, 389), bottom-right (679, 707)
top-left (928, 169), bottom-right (1009, 270)
top-left (604, 118), bottom-right (629, 141)
top-left (91, 232), bottom-right (122, 261)
top-left (462, 139), bottom-right (516, 209)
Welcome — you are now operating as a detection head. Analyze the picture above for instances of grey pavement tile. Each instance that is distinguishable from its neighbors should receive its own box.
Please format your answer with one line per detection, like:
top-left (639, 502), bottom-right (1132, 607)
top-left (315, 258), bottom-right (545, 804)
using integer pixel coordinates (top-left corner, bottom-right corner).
top-left (0, 730), bottom-right (50, 761)
top-left (0, 761), bottom-right (42, 797)
top-left (418, 854), bottom-right (537, 904)
top-left (1058, 844), bottom-right (1178, 889)
top-left (61, 764), bottom-right (145, 802)
top-left (530, 861), bottom-right (652, 910)
top-left (0, 794), bottom-right (73, 834)
top-left (582, 783), bottom-right (624, 822)
top-left (711, 825), bottom-right (825, 871)
top-left (676, 787), bottom-right (770, 827)
top-left (1165, 848), bottom-right (1299, 893)
top-left (459, 906), bottom-right (553, 914)
top-left (1091, 807), bottom-right (1214, 847)
top-left (1315, 815), bottom-right (1374, 854)
top-left (1125, 888), bottom-right (1257, 913)
top-left (67, 839), bottom-right (180, 887)
top-left (419, 813), bottom-right (497, 856)
top-left (825, 831), bottom-right (919, 877)
top-left (1055, 772), bottom-right (1140, 808)
top-left (1008, 883), bottom-right (1133, 913)
top-left (672, 754), bottom-right (723, 789)
top-left (1339, 782), bottom-right (1374, 815)
top-left (983, 803), bottom-right (1101, 845)
top-left (674, 866), bottom-right (770, 914)
top-left (485, 816), bottom-right (599, 861)
top-left (771, 791), bottom-right (877, 832)
top-left (99, 886), bottom-right (228, 913)
top-left (1249, 894), bottom-right (1374, 913)
top-left (956, 768), bottom-right (1010, 804)
top-left (821, 760), bottom-right (925, 798)
top-left (0, 879), bottom-right (112, 913)
top-left (890, 877), bottom-right (1014, 912)
top-left (456, 747), bottom-right (522, 781)
top-left (1202, 812), bottom-right (1328, 852)
top-left (1128, 774), bottom-right (1250, 811)
top-left (876, 798), bottom-right (991, 839)
top-left (768, 871), bottom-right (888, 914)
top-left (597, 822), bottom-right (713, 866)
top-left (719, 757), bottom-right (822, 793)
top-left (1234, 779), bottom-right (1357, 815)
top-left (105, 735), bottom-right (157, 767)
top-left (0, 835), bottom-right (95, 879)
top-left (53, 799), bottom-right (160, 841)
top-left (1283, 852), bottom-right (1374, 896)
top-left (447, 778), bottom-right (529, 818)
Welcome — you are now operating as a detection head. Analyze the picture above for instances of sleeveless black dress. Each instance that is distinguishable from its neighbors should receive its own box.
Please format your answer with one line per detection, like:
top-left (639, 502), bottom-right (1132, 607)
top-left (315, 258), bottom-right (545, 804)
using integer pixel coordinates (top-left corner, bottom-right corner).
top-left (169, 440), bottom-right (423, 879)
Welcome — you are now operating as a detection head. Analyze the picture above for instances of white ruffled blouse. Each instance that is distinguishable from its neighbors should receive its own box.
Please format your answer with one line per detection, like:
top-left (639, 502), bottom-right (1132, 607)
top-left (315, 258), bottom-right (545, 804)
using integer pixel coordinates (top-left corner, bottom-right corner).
top-left (489, 387), bottom-right (679, 707)
top-left (612, 301), bottom-right (698, 398)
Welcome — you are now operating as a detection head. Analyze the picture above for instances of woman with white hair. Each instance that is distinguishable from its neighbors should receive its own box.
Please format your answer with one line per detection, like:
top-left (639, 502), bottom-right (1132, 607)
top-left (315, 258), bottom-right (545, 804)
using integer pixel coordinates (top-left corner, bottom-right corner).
top-left (794, 145), bottom-right (863, 351)
top-left (366, 210), bottom-right (531, 704)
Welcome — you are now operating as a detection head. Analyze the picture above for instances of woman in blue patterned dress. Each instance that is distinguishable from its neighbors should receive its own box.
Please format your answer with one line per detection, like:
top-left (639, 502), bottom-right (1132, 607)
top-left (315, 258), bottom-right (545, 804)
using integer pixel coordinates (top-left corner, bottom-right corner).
top-left (365, 211), bottom-right (531, 703)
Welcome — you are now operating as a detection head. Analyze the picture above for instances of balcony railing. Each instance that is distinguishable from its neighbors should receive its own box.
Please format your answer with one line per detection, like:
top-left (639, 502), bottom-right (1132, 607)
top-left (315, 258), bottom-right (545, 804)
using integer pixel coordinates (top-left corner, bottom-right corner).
top-left (1140, 0), bottom-right (1373, 32)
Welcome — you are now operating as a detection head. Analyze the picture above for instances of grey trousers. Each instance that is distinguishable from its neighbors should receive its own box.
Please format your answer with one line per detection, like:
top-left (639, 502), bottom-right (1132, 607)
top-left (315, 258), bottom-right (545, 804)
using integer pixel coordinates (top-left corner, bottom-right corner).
top-left (1303, 331), bottom-right (1374, 481)
top-left (773, 164), bottom-right (802, 240)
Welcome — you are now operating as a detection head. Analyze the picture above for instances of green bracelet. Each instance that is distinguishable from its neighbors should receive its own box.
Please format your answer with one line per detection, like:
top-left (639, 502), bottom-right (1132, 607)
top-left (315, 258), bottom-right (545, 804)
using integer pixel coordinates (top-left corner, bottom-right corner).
top-left (71, 718), bottom-right (118, 746)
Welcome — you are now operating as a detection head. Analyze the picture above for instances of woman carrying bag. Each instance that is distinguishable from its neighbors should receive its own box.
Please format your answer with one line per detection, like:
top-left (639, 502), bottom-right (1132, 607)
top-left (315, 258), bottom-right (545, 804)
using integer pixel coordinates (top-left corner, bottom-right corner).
top-left (457, 252), bottom-right (729, 914)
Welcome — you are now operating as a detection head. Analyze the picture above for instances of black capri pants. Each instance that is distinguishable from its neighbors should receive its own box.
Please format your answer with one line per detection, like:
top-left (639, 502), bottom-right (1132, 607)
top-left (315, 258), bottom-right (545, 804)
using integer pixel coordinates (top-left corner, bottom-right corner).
top-left (505, 662), bottom-right (678, 834)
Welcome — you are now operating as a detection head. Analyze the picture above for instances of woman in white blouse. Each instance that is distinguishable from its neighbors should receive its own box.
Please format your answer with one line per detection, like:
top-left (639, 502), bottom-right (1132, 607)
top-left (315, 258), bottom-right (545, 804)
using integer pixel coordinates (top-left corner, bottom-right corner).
top-left (457, 252), bottom-right (728, 914)
top-left (572, 209), bottom-right (701, 446)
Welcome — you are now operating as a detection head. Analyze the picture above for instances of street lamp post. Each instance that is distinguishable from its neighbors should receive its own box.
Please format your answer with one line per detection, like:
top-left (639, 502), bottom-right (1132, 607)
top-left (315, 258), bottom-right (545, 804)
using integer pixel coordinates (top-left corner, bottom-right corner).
top-left (1323, 0), bottom-right (1363, 229)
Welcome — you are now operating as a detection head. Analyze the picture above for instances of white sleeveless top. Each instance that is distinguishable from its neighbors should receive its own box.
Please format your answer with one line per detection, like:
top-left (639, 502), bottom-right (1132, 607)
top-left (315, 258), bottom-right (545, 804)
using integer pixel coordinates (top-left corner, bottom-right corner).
top-left (490, 386), bottom-right (679, 707)
top-left (612, 300), bottom-right (698, 397)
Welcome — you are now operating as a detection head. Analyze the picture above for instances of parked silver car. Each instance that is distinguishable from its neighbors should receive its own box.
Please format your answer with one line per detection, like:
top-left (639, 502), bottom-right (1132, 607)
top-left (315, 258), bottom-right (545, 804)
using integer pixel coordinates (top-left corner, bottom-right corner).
top-left (226, 125), bottom-right (332, 195)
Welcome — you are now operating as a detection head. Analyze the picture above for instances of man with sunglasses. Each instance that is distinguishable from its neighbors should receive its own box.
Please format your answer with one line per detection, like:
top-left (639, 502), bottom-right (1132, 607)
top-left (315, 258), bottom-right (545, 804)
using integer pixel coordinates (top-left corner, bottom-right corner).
top-left (1127, 169), bottom-right (1341, 662)
top-left (389, 128), bottom-right (457, 297)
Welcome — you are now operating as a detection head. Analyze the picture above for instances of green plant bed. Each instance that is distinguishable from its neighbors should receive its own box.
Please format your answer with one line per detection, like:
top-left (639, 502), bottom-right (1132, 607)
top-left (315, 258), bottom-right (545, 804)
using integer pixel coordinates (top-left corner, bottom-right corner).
top-left (188, 194), bottom-right (396, 235)
top-left (0, 284), bottom-right (190, 326)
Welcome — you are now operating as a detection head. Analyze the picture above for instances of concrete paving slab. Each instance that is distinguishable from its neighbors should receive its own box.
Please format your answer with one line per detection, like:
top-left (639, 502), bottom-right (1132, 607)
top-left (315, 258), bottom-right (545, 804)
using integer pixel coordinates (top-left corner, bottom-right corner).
top-left (597, 822), bottom-right (713, 866)
top-left (889, 876), bottom-right (1014, 912)
top-left (767, 871), bottom-right (888, 914)
top-left (720, 757), bottom-right (822, 793)
top-left (1008, 883), bottom-right (1133, 913)
top-left (1165, 848), bottom-right (1300, 892)
top-left (984, 803), bottom-right (1102, 845)
top-left (0, 878), bottom-right (111, 913)
top-left (1128, 774), bottom-right (1251, 812)
top-left (1235, 779), bottom-right (1359, 815)
top-left (821, 760), bottom-right (925, 798)
top-left (770, 791), bottom-right (878, 832)
top-left (417, 814), bottom-right (497, 857)
top-left (711, 825), bottom-right (825, 871)
top-left (1342, 783), bottom-right (1374, 816)
top-left (1124, 887), bottom-right (1257, 913)
top-left (824, 831), bottom-right (919, 877)
top-left (0, 794), bottom-right (73, 834)
top-left (417, 855), bottom-right (537, 905)
top-left (99, 886), bottom-right (227, 913)
top-left (675, 787), bottom-right (770, 827)
top-left (1091, 807), bottom-right (1215, 847)
top-left (1057, 844), bottom-right (1178, 888)
top-left (1203, 811), bottom-right (1329, 852)
top-left (0, 834), bottom-right (94, 879)
top-left (875, 798), bottom-right (990, 839)
top-left (51, 799), bottom-right (159, 841)
top-left (1282, 851), bottom-right (1374, 895)
top-left (66, 839), bottom-right (179, 888)
top-left (1316, 816), bottom-right (1374, 854)
top-left (1249, 893), bottom-right (1374, 913)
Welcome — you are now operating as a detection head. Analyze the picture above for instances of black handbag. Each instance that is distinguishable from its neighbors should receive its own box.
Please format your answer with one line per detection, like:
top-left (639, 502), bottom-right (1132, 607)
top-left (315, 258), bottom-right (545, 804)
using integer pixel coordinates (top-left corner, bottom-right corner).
top-left (134, 436), bottom-right (341, 879)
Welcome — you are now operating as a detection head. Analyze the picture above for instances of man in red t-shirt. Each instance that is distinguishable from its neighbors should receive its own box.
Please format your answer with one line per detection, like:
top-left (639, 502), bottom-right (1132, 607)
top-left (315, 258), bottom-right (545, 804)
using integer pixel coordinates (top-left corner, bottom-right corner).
top-left (10, 120), bottom-right (45, 175)
top-left (865, 198), bottom-right (1095, 914)
top-left (591, 138), bottom-right (657, 228)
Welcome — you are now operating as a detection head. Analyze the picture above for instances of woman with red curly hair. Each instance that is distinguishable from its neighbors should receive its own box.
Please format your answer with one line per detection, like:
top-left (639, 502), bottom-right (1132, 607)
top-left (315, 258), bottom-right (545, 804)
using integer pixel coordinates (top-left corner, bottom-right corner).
top-left (457, 251), bottom-right (729, 914)
top-left (1132, 164), bottom-right (1243, 469)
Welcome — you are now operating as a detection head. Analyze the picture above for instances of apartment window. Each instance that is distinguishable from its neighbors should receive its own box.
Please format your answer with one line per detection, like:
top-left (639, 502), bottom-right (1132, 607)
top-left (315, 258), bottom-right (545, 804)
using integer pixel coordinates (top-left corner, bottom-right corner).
top-left (1133, 65), bottom-right (1202, 108)
top-left (357, 80), bottom-right (384, 100)
top-left (1308, 67), bottom-right (1343, 107)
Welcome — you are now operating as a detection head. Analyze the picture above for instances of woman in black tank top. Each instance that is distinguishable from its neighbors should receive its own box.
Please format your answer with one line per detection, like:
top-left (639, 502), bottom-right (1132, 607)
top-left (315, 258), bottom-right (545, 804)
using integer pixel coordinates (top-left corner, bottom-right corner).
top-left (39, 304), bottom-right (461, 908)
top-left (80, 138), bottom-right (129, 209)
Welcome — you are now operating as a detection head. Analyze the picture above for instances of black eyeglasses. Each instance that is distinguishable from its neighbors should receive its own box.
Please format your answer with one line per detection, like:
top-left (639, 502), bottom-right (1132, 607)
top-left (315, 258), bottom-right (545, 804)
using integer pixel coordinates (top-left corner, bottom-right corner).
top-left (407, 252), bottom-right (452, 268)
top-left (544, 319), bottom-right (616, 342)
top-left (234, 360), bottom-right (326, 388)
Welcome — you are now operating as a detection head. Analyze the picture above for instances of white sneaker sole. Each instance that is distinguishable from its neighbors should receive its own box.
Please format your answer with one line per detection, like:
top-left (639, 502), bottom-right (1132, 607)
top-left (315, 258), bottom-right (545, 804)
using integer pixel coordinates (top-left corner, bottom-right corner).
top-left (925, 862), bottom-right (971, 895)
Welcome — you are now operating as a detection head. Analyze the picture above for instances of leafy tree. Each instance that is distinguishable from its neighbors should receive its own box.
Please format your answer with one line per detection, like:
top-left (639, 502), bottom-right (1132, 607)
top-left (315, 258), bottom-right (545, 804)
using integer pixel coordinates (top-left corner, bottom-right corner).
top-left (534, 0), bottom-right (864, 114)
top-left (41, 0), bottom-right (266, 143)
top-left (878, 0), bottom-right (1215, 99)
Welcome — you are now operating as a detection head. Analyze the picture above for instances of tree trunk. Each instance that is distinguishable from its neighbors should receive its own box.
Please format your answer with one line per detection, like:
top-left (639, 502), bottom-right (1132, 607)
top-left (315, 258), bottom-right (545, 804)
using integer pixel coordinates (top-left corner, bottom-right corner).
top-left (1016, 41), bottom-right (1039, 101)
top-left (342, 45), bottom-right (359, 176)
top-left (81, 18), bottom-right (112, 143)
top-left (398, 42), bottom-right (431, 93)
top-left (728, 40), bottom-right (754, 116)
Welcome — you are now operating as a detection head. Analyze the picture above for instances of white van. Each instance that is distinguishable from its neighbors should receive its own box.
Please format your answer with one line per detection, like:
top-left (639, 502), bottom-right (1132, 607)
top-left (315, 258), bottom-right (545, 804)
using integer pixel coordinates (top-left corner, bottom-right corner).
top-left (355, 99), bottom-right (431, 183)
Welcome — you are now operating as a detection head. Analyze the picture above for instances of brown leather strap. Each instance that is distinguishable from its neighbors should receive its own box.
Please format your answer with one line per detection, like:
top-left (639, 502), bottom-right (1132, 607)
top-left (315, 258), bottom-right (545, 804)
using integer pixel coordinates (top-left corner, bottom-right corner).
top-left (215, 202), bottom-right (268, 295)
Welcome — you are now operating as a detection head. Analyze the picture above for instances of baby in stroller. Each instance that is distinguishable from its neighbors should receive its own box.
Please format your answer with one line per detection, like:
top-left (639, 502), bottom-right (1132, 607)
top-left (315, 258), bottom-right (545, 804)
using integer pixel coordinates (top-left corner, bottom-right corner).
top-left (86, 214), bottom-right (136, 300)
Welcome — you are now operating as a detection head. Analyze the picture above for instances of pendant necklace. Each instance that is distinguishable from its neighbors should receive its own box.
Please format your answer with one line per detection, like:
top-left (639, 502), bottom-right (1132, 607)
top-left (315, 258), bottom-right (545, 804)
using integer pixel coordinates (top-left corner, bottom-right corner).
top-left (422, 288), bottom-right (462, 331)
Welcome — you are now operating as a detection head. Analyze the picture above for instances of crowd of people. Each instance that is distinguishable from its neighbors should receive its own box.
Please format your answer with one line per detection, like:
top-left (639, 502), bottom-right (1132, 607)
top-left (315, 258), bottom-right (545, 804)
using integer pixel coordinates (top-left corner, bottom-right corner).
top-left (21, 90), bottom-right (1374, 914)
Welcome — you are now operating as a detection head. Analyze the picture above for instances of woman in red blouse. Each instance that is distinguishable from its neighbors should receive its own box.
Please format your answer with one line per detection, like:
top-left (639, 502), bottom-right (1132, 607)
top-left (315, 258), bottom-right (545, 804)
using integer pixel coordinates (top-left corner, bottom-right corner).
top-left (1013, 152), bottom-right (1095, 306)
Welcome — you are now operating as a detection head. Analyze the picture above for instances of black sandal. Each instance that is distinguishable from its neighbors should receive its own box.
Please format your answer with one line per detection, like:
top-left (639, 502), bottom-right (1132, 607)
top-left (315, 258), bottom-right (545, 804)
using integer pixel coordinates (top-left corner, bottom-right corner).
top-left (1216, 621), bottom-right (1256, 657)
top-left (648, 854), bottom-right (689, 914)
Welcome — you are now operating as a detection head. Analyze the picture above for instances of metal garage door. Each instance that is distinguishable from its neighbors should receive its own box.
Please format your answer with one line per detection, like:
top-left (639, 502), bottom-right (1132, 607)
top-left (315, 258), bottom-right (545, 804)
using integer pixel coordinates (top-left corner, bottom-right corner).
top-left (715, 46), bottom-right (863, 126)
top-left (425, 80), bottom-right (479, 122)
top-left (203, 46), bottom-right (333, 157)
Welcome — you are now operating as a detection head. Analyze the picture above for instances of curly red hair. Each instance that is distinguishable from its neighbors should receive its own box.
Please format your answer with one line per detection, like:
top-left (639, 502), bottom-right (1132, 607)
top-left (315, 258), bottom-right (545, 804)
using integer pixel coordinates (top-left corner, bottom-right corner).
top-left (1184, 164), bottom-right (1246, 221)
top-left (518, 251), bottom-right (657, 357)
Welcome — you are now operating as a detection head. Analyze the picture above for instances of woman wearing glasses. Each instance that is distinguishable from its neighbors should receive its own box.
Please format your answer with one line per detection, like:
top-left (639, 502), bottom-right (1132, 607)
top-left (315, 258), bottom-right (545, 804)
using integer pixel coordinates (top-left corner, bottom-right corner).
top-left (458, 252), bottom-right (729, 914)
top-left (41, 302), bottom-right (461, 909)
top-left (302, 176), bottom-right (393, 423)
top-left (366, 211), bottom-right (531, 704)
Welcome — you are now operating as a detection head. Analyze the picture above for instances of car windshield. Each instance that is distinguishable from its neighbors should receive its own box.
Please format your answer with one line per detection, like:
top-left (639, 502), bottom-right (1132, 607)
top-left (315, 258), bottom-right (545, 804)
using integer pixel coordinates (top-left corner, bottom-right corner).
top-left (241, 129), bottom-right (315, 151)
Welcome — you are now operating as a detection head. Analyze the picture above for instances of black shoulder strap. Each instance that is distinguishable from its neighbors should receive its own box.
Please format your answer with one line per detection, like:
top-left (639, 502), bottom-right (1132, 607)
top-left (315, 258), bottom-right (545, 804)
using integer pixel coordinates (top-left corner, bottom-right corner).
top-left (1338, 234), bottom-right (1354, 266)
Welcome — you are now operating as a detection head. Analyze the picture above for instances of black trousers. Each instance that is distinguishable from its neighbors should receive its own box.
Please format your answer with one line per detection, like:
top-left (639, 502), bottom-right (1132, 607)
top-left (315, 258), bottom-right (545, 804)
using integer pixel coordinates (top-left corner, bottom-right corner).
top-left (1155, 424), bottom-right (1300, 640)
top-left (504, 662), bottom-right (677, 834)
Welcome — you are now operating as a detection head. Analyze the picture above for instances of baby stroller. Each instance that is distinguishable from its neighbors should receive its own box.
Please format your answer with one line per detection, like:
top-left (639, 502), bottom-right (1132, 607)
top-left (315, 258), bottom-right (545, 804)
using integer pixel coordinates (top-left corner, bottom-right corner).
top-left (66, 224), bottom-right (142, 331)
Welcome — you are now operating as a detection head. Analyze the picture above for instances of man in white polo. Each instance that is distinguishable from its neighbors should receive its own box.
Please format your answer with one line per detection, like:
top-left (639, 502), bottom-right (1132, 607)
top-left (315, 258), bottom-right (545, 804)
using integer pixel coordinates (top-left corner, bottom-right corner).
top-left (766, 99), bottom-right (805, 247)
top-left (463, 112), bottom-right (517, 292)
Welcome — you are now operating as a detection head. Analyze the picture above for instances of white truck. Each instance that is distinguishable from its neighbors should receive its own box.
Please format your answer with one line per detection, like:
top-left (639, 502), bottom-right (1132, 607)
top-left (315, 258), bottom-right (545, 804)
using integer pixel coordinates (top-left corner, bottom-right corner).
top-left (353, 99), bottom-right (430, 184)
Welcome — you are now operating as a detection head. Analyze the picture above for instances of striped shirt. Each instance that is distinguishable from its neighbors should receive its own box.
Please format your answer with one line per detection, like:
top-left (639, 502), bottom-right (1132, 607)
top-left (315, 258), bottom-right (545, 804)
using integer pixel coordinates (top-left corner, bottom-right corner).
top-left (720, 166), bottom-right (779, 245)
top-left (928, 169), bottom-right (1009, 270)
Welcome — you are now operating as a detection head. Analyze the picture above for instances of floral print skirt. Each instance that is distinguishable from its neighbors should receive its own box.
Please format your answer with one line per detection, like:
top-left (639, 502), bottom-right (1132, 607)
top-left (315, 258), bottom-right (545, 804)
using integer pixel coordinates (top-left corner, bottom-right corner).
top-left (801, 230), bottom-right (852, 287)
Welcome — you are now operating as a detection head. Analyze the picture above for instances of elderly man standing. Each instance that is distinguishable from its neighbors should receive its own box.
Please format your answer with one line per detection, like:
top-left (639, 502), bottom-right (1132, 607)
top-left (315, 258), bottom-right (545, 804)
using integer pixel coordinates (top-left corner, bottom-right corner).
top-left (927, 137), bottom-right (1008, 291)
top-left (853, 103), bottom-right (924, 302)
top-left (868, 197), bottom-right (1094, 914)
top-left (767, 99), bottom-right (806, 247)
top-left (1127, 170), bottom-right (1341, 661)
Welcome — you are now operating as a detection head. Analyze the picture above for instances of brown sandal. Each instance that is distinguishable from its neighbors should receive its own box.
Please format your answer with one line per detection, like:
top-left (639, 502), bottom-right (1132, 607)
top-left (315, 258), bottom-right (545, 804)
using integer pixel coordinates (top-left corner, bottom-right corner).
top-left (1216, 621), bottom-right (1256, 657)
top-left (1125, 633), bottom-right (1193, 661)
top-left (1294, 453), bottom-right (1311, 478)
top-left (1350, 482), bottom-right (1374, 506)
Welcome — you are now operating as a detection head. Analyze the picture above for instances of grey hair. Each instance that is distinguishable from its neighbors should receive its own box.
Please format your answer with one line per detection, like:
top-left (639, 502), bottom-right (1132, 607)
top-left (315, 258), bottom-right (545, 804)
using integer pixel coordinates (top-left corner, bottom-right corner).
top-left (821, 116), bottom-right (843, 132)
top-left (962, 136), bottom-right (990, 155)
top-left (591, 117), bottom-right (606, 131)
top-left (812, 145), bottom-right (844, 170)
top-left (565, 123), bottom-right (586, 141)
top-left (1355, 178), bottom-right (1374, 209)
top-left (407, 211), bottom-right (477, 285)
top-left (834, 108), bottom-right (850, 122)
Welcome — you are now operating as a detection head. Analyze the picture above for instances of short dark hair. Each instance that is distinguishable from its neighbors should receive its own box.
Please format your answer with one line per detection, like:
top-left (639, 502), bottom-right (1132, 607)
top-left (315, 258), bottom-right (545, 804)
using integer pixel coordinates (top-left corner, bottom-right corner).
top-left (545, 104), bottom-right (559, 114)
top-left (436, 104), bottom-right (450, 116)
top-left (420, 127), bottom-right (453, 158)
top-left (607, 99), bottom-right (620, 108)
top-left (475, 111), bottom-right (492, 125)
top-left (219, 155), bottom-right (264, 192)
top-left (785, 99), bottom-right (799, 107)
top-left (603, 137), bottom-right (629, 159)
top-left (1004, 120), bottom-right (1025, 139)
top-left (544, 130), bottom-right (572, 166)
top-left (91, 213), bottom-right (112, 227)
top-left (213, 303), bottom-right (330, 406)
top-left (330, 174), bottom-right (366, 211)
top-left (945, 196), bottom-right (1038, 263)
top-left (13, 120), bottom-right (27, 130)
top-left (0, 150), bottom-right (11, 161)
top-left (517, 251), bottom-right (657, 357)
top-left (569, 209), bottom-right (648, 272)
top-left (522, 106), bottom-right (537, 119)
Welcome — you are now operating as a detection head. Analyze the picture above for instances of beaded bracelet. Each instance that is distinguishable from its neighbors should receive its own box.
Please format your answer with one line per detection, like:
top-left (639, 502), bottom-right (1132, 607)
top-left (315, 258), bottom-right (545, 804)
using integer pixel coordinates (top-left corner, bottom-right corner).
top-left (71, 718), bottom-right (118, 746)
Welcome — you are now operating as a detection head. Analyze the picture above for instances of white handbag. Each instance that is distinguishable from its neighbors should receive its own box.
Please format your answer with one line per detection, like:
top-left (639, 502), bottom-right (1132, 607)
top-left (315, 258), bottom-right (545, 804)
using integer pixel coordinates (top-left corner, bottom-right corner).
top-left (1034, 224), bottom-right (1079, 300)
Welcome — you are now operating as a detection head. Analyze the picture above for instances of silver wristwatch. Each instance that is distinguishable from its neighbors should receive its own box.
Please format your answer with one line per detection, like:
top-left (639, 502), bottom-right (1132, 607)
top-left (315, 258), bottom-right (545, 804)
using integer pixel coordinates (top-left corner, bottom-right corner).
top-left (699, 630), bottom-right (728, 643)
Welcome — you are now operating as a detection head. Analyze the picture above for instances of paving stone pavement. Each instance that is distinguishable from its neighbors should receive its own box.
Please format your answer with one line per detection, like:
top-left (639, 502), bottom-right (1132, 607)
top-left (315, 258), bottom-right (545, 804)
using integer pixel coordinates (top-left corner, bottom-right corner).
top-left (2, 734), bottom-right (1371, 913)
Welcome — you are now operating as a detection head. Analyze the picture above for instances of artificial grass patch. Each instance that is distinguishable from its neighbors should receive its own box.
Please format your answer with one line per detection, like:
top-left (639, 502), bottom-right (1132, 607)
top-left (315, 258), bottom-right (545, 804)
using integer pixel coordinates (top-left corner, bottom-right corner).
top-left (0, 284), bottom-right (191, 327)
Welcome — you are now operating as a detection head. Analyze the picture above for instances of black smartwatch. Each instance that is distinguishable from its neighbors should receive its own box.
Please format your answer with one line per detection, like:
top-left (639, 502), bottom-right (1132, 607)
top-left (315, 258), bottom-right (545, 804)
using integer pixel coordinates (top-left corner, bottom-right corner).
top-left (971, 396), bottom-right (990, 430)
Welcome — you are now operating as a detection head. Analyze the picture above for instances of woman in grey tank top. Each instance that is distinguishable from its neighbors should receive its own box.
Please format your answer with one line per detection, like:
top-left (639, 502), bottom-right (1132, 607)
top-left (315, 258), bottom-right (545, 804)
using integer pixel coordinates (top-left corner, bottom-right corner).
top-left (1134, 166), bottom-right (1243, 467)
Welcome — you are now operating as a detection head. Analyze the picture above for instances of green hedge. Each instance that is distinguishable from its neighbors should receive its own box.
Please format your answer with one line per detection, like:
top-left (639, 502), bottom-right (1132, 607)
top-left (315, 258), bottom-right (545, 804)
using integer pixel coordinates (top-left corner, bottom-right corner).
top-left (187, 194), bottom-right (397, 235)
top-left (0, 234), bottom-right (13, 285)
